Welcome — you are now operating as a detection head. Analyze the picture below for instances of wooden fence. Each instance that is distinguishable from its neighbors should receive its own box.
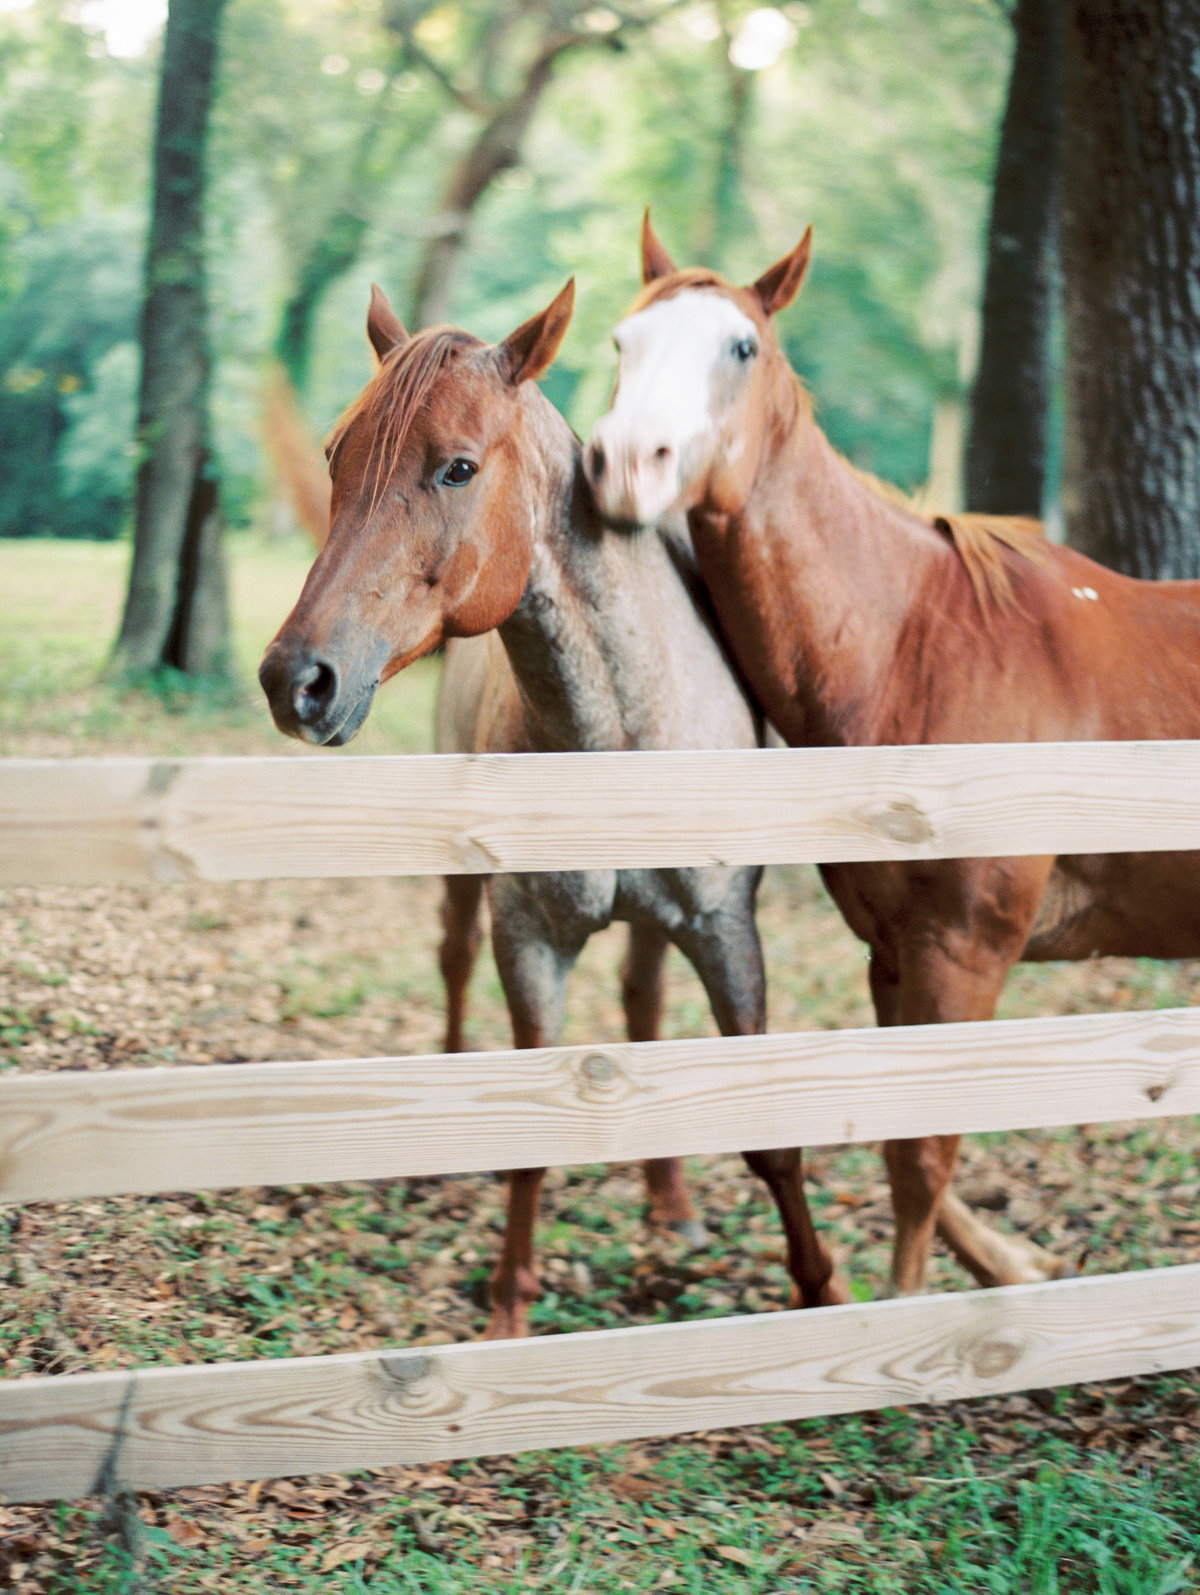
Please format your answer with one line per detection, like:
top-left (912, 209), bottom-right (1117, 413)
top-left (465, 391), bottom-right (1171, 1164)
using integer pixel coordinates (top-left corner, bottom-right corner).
top-left (2, 743), bottom-right (1199, 1504)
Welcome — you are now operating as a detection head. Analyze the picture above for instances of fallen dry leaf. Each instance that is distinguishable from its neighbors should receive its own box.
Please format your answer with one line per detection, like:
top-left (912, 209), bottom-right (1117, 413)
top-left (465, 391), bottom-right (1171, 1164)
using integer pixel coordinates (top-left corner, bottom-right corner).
top-left (713, 1543), bottom-right (755, 1566)
top-left (319, 1540), bottom-right (368, 1572)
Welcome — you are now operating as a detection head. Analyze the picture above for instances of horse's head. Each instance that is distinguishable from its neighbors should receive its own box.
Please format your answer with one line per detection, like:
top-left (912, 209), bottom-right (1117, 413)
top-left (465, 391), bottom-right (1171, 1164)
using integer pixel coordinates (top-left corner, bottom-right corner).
top-left (584, 213), bottom-right (811, 527)
top-left (260, 279), bottom-right (574, 745)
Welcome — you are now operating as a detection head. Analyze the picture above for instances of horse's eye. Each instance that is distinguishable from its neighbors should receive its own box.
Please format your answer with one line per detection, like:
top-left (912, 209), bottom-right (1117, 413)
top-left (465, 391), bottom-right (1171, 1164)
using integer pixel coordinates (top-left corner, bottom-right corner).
top-left (732, 338), bottom-right (758, 363)
top-left (439, 458), bottom-right (478, 487)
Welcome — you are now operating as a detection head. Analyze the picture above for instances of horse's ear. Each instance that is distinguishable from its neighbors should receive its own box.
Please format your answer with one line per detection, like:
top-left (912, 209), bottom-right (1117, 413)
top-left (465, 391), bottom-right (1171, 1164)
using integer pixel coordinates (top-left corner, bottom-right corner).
top-left (750, 226), bottom-right (813, 318)
top-left (366, 283), bottom-right (408, 361)
top-left (495, 278), bottom-right (575, 386)
top-left (641, 208), bottom-right (678, 284)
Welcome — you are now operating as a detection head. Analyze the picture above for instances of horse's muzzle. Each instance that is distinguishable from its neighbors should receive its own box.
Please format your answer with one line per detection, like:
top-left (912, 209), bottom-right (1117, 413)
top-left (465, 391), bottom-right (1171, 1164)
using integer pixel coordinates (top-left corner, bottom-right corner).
top-left (258, 642), bottom-right (379, 746)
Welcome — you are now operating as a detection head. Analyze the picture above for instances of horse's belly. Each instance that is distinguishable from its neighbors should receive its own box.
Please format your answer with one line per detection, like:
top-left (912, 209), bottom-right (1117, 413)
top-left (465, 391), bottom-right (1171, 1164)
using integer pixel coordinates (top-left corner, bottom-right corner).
top-left (1023, 851), bottom-right (1200, 960)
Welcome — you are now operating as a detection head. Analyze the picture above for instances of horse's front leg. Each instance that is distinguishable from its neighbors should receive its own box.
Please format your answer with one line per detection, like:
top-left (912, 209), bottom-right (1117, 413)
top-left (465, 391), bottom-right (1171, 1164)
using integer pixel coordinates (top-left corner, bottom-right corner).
top-left (484, 1166), bottom-right (548, 1341)
top-left (674, 886), bottom-right (850, 1309)
top-left (622, 920), bottom-right (706, 1245)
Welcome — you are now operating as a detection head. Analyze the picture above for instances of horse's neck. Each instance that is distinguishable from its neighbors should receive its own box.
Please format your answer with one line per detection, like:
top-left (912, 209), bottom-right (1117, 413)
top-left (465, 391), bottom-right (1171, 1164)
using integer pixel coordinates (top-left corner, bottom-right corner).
top-left (690, 385), bottom-right (938, 747)
top-left (499, 409), bottom-right (751, 753)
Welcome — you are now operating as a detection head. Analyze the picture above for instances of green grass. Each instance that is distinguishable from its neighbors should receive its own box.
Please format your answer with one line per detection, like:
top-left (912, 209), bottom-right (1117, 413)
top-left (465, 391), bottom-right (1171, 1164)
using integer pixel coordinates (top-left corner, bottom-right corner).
top-left (34, 1411), bottom-right (1200, 1593)
top-left (0, 533), bottom-right (441, 756)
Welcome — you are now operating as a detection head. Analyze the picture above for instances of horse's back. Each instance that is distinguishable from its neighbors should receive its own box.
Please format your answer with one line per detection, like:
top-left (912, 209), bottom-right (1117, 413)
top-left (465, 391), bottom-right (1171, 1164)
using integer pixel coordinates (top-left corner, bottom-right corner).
top-left (1027, 543), bottom-right (1200, 739)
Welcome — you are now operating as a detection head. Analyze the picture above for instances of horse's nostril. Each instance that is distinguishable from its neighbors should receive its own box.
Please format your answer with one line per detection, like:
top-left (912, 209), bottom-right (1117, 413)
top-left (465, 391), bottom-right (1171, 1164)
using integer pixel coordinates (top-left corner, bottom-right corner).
top-left (586, 441), bottom-right (606, 483)
top-left (293, 658), bottom-right (337, 723)
top-left (653, 445), bottom-right (672, 464)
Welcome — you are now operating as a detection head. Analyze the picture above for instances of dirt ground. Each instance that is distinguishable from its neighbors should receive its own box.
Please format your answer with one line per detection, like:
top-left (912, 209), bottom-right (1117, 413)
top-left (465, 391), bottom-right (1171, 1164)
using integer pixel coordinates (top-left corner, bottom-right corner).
top-left (2, 859), bottom-right (1199, 1588)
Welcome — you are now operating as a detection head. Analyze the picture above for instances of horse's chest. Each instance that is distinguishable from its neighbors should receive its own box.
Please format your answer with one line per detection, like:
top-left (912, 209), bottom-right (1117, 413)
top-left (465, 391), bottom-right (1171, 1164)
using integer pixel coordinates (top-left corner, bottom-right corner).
top-left (614, 866), bottom-right (747, 930)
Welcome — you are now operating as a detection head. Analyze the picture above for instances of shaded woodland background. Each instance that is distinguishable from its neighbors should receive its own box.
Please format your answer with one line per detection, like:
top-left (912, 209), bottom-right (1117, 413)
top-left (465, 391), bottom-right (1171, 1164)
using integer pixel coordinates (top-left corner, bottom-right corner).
top-left (3, 0), bottom-right (1199, 674)
top-left (0, 0), bottom-right (1009, 633)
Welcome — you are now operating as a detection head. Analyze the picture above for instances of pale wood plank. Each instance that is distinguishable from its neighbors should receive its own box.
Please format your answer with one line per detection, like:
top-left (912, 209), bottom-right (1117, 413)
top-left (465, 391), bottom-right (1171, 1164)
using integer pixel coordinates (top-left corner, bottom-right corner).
top-left (1, 1265), bottom-right (1196, 1501)
top-left (6, 741), bottom-right (1200, 885)
top-left (2, 1007), bottom-right (1199, 1204)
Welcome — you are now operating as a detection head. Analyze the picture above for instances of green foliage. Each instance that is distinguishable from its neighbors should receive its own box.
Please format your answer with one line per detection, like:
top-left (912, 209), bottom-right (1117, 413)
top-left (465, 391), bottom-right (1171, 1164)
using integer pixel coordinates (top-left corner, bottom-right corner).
top-left (0, 0), bottom-right (1011, 531)
top-left (4, 0), bottom-right (1014, 542)
top-left (0, 213), bottom-right (142, 539)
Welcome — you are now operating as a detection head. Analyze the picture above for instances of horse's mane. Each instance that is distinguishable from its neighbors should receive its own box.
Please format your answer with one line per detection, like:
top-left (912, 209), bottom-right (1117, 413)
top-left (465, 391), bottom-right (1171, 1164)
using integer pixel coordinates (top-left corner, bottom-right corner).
top-left (325, 327), bottom-right (480, 511)
top-left (843, 460), bottom-right (1048, 613)
top-left (933, 512), bottom-right (1049, 615)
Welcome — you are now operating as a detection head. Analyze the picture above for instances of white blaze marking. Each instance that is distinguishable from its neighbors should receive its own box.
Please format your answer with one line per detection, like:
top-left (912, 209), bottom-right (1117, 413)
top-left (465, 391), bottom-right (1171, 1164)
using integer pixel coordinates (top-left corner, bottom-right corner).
top-left (610, 291), bottom-right (759, 457)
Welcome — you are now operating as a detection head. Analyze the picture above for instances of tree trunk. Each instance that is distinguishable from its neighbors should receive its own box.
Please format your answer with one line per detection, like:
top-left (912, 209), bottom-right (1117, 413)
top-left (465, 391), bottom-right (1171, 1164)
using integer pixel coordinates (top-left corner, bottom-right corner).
top-left (1061, 0), bottom-right (1200, 577)
top-left (408, 38), bottom-right (572, 329)
top-left (113, 0), bottom-right (229, 677)
top-left (690, 7), bottom-right (753, 269)
top-left (274, 46), bottom-right (417, 393)
top-left (963, 0), bottom-right (1064, 517)
top-left (276, 209), bottom-right (373, 395)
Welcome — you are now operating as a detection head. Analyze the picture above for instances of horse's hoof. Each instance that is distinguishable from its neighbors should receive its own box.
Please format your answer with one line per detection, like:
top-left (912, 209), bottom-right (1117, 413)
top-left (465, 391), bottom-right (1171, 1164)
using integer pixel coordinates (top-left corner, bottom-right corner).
top-left (1006, 1252), bottom-right (1071, 1286)
top-left (789, 1272), bottom-right (854, 1309)
top-left (820, 1272), bottom-right (854, 1308)
top-left (662, 1217), bottom-right (709, 1248)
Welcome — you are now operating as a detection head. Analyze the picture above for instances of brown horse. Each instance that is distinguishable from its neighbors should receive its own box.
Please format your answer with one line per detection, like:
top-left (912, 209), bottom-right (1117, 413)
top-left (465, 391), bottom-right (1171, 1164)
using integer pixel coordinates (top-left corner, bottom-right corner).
top-left (586, 216), bottom-right (1200, 1296)
top-left (260, 282), bottom-right (851, 1336)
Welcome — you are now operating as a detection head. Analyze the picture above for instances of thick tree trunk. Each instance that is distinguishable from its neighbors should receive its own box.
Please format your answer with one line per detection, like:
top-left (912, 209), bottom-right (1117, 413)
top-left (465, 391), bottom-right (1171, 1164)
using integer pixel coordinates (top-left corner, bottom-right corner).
top-left (963, 0), bottom-right (1064, 517)
top-left (1061, 0), bottom-right (1200, 577)
top-left (113, 0), bottom-right (229, 677)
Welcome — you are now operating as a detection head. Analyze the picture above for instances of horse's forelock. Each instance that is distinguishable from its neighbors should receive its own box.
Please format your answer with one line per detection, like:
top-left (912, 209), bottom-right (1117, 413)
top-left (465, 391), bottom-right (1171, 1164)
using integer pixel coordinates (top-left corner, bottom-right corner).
top-left (325, 328), bottom-right (481, 512)
top-left (627, 268), bottom-right (731, 316)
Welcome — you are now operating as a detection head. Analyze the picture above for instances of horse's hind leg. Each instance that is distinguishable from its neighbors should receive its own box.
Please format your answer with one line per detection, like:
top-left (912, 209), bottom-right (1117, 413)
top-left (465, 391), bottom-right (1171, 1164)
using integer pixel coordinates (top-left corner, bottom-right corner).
top-left (483, 880), bottom-right (582, 1340)
top-left (439, 873), bottom-right (486, 1053)
top-left (622, 921), bottom-right (705, 1244)
top-left (936, 1189), bottom-right (1066, 1287)
top-left (871, 948), bottom-right (1063, 1294)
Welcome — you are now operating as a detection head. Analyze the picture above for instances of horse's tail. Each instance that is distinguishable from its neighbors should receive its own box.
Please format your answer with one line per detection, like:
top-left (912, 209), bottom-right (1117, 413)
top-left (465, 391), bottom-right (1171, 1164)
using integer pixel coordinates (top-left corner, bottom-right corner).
top-left (262, 366), bottom-right (331, 548)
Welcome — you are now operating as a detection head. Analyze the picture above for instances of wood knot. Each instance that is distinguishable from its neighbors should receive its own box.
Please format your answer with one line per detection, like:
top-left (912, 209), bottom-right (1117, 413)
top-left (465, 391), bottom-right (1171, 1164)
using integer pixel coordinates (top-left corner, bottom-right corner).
top-left (576, 1050), bottom-right (631, 1104)
top-left (866, 800), bottom-right (935, 847)
top-left (968, 1333), bottom-right (1023, 1380)
top-left (375, 1353), bottom-right (432, 1387)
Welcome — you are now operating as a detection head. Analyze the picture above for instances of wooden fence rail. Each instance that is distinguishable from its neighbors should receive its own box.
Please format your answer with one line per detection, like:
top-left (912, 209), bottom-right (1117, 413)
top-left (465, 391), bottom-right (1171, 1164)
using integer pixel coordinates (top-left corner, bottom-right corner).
top-left (4, 1267), bottom-right (1198, 1502)
top-left (1, 747), bottom-right (1198, 1503)
top-left (2, 1008), bottom-right (1199, 1205)
top-left (7, 740), bottom-right (1200, 885)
